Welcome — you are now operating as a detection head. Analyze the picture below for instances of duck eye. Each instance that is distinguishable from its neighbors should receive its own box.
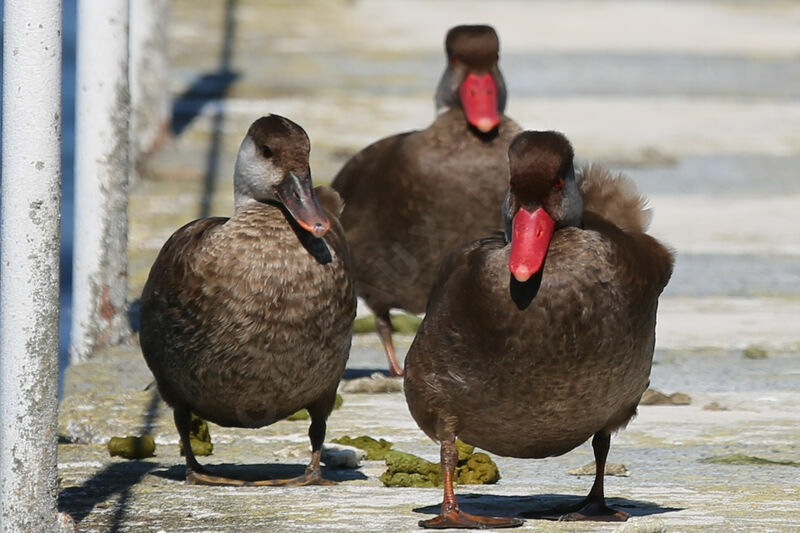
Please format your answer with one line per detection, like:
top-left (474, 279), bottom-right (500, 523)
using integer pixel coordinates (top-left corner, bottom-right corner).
top-left (553, 177), bottom-right (564, 190)
top-left (259, 144), bottom-right (273, 158)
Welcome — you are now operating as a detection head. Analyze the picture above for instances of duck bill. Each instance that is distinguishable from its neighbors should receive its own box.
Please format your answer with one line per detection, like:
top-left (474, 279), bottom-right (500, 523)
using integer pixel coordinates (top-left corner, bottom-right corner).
top-left (508, 207), bottom-right (555, 282)
top-left (274, 172), bottom-right (330, 238)
top-left (458, 73), bottom-right (500, 132)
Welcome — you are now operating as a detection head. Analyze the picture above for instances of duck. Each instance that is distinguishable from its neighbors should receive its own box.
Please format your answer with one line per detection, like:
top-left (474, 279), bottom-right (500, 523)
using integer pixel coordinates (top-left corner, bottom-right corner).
top-left (332, 25), bottom-right (521, 376)
top-left (139, 115), bottom-right (356, 486)
top-left (403, 130), bottom-right (674, 528)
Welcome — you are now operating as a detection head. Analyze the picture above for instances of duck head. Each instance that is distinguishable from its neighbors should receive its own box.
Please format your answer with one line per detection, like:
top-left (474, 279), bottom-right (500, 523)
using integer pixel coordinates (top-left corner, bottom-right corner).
top-left (234, 115), bottom-right (330, 237)
top-left (435, 25), bottom-right (507, 133)
top-left (503, 131), bottom-right (583, 282)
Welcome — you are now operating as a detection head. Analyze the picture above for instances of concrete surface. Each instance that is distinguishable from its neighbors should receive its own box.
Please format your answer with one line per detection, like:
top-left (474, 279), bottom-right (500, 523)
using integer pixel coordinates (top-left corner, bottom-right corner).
top-left (58, 0), bottom-right (800, 531)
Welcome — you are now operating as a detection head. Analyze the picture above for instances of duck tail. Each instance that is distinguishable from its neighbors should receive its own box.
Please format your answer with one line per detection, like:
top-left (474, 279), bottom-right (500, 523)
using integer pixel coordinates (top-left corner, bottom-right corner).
top-left (577, 163), bottom-right (653, 233)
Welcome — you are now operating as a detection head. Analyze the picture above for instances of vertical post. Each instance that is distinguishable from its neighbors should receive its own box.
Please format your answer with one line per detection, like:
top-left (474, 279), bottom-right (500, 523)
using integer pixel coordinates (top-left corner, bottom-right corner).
top-left (129, 0), bottom-right (171, 181)
top-left (0, 0), bottom-right (62, 530)
top-left (71, 0), bottom-right (131, 363)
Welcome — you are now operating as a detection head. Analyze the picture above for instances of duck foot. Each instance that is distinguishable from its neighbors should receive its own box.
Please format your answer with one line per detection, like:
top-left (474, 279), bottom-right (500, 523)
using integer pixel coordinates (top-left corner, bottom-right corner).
top-left (186, 466), bottom-right (337, 487)
top-left (559, 500), bottom-right (629, 522)
top-left (419, 510), bottom-right (523, 529)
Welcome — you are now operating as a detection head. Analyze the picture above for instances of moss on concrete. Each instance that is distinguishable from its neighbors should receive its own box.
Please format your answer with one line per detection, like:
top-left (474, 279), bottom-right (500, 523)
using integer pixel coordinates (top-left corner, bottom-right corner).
top-left (743, 345), bottom-right (769, 359)
top-left (701, 454), bottom-right (800, 467)
top-left (179, 413), bottom-right (213, 456)
top-left (353, 314), bottom-right (422, 334)
top-left (107, 434), bottom-right (156, 459)
top-left (378, 439), bottom-right (500, 487)
top-left (380, 450), bottom-right (442, 488)
top-left (455, 451), bottom-right (501, 484)
top-left (640, 388), bottom-right (692, 405)
top-left (331, 435), bottom-right (394, 460)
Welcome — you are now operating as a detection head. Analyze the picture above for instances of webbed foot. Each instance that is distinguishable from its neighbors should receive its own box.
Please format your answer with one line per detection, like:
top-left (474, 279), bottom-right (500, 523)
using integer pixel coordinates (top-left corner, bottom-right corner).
top-left (559, 500), bottom-right (629, 522)
top-left (420, 509), bottom-right (523, 529)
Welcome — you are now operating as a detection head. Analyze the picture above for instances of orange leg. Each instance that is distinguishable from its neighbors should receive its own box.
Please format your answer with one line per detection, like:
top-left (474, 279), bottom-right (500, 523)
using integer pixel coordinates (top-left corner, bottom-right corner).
top-left (376, 312), bottom-right (404, 377)
top-left (560, 432), bottom-right (629, 522)
top-left (419, 439), bottom-right (523, 529)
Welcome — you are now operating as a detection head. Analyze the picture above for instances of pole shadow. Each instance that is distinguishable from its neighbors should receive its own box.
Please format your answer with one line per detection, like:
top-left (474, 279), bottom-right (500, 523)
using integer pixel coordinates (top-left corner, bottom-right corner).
top-left (58, 388), bottom-right (162, 530)
top-left (167, 0), bottom-right (239, 219)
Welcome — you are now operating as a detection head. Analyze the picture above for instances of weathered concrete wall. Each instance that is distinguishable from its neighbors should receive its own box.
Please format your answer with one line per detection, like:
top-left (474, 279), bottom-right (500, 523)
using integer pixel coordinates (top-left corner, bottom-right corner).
top-left (0, 0), bottom-right (62, 531)
top-left (71, 0), bottom-right (132, 363)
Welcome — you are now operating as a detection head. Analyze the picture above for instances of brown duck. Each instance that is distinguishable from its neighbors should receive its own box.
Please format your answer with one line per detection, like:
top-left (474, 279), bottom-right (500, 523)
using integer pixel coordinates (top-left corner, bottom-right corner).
top-left (332, 25), bottom-right (522, 376)
top-left (140, 115), bottom-right (355, 486)
top-left (404, 131), bottom-right (674, 528)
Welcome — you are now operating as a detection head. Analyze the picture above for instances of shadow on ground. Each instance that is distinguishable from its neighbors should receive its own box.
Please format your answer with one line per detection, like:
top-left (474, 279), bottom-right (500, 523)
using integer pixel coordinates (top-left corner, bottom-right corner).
top-left (58, 461), bottom-right (157, 529)
top-left (413, 492), bottom-right (681, 520)
top-left (153, 463), bottom-right (368, 483)
top-left (342, 368), bottom-right (393, 380)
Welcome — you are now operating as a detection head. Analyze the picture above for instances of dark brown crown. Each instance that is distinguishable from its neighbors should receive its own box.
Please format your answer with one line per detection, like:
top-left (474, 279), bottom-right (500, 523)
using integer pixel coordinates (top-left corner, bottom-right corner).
top-left (248, 115), bottom-right (310, 172)
top-left (445, 25), bottom-right (500, 71)
top-left (508, 131), bottom-right (574, 204)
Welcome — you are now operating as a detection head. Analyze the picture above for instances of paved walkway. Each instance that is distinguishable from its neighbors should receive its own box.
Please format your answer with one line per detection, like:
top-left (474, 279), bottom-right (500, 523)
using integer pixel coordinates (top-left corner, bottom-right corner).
top-left (59, 1), bottom-right (800, 531)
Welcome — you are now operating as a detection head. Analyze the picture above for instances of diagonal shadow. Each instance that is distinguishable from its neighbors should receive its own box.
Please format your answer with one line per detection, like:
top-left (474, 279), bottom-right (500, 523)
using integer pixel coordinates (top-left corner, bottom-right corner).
top-left (57, 461), bottom-right (157, 526)
top-left (168, 0), bottom-right (239, 219)
top-left (413, 492), bottom-right (682, 521)
top-left (169, 71), bottom-right (239, 137)
top-left (58, 389), bottom-right (162, 530)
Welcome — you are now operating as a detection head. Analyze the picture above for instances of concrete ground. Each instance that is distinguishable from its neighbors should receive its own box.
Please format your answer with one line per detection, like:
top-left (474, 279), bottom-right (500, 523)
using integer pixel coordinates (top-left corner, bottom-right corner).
top-left (58, 1), bottom-right (800, 531)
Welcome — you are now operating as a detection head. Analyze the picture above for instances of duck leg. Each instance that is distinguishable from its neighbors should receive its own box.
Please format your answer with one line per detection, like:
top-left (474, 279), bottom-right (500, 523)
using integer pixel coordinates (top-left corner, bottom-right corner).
top-left (175, 405), bottom-right (229, 486)
top-left (560, 432), bottom-right (629, 521)
top-left (420, 438), bottom-right (523, 529)
top-left (246, 392), bottom-right (338, 487)
top-left (181, 397), bottom-right (337, 486)
top-left (376, 311), bottom-right (404, 377)
top-left (178, 406), bottom-right (259, 486)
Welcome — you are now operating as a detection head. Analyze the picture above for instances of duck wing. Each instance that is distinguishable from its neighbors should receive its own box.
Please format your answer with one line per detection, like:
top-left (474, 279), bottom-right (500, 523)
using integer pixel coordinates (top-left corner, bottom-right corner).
top-left (141, 217), bottom-right (229, 309)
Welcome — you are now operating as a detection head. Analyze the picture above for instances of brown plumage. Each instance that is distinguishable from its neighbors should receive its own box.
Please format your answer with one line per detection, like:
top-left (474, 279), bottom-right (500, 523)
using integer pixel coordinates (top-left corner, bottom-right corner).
top-left (404, 131), bottom-right (674, 528)
top-left (332, 25), bottom-right (521, 375)
top-left (140, 115), bottom-right (355, 486)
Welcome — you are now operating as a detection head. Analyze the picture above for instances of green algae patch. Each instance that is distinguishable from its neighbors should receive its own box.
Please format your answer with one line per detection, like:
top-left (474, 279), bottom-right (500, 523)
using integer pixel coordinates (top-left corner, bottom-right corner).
top-left (378, 439), bottom-right (500, 487)
top-left (743, 345), bottom-right (769, 359)
top-left (331, 435), bottom-right (394, 460)
top-left (701, 454), bottom-right (800, 467)
top-left (353, 313), bottom-right (422, 334)
top-left (353, 316), bottom-right (377, 334)
top-left (380, 450), bottom-right (442, 488)
top-left (286, 393), bottom-right (344, 421)
top-left (455, 452), bottom-right (501, 484)
top-left (453, 441), bottom-right (500, 484)
top-left (286, 409), bottom-right (311, 421)
top-left (640, 388), bottom-right (692, 405)
top-left (108, 434), bottom-right (156, 459)
top-left (179, 413), bottom-right (213, 457)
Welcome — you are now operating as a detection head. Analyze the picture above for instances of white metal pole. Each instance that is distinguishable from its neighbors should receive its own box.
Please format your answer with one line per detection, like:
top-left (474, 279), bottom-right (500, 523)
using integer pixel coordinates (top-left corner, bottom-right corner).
top-left (130, 0), bottom-right (171, 178)
top-left (0, 0), bottom-right (62, 530)
top-left (71, 0), bottom-right (131, 363)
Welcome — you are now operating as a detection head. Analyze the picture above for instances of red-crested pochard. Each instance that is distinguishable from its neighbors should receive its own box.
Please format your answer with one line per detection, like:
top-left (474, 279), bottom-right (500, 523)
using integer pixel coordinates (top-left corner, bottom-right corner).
top-left (404, 131), bottom-right (674, 528)
top-left (332, 25), bottom-right (521, 376)
top-left (140, 115), bottom-right (356, 486)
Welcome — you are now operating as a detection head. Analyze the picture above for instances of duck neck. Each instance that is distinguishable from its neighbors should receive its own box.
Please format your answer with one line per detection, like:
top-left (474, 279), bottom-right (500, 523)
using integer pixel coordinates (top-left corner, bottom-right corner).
top-left (232, 136), bottom-right (279, 214)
